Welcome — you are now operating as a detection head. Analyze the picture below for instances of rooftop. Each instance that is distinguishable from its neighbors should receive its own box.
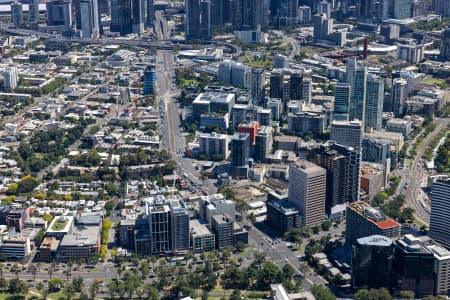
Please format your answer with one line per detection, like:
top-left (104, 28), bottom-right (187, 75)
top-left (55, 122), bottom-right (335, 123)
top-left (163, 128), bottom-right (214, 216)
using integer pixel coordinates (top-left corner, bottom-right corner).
top-left (348, 201), bottom-right (401, 230)
top-left (190, 220), bottom-right (213, 237)
top-left (60, 225), bottom-right (100, 247)
top-left (193, 92), bottom-right (234, 104)
top-left (357, 235), bottom-right (393, 247)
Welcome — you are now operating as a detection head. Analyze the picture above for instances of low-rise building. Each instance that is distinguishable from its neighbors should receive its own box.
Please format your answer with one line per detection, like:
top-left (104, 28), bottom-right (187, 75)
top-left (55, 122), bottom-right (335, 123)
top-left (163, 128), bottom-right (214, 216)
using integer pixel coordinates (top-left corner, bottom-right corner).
top-left (266, 200), bottom-right (301, 233)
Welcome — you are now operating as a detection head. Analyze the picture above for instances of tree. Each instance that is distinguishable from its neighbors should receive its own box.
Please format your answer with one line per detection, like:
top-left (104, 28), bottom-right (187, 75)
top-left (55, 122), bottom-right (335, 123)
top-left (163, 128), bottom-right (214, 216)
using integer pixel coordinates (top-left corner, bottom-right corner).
top-left (72, 277), bottom-right (84, 292)
top-left (230, 289), bottom-right (242, 300)
top-left (89, 281), bottom-right (99, 300)
top-left (10, 264), bottom-right (20, 279)
top-left (0, 277), bottom-right (7, 291)
top-left (321, 220), bottom-right (332, 231)
top-left (144, 283), bottom-right (159, 300)
top-left (399, 290), bottom-right (415, 300)
top-left (17, 175), bottom-right (39, 194)
top-left (8, 279), bottom-right (28, 295)
top-left (355, 288), bottom-right (393, 300)
top-left (311, 285), bottom-right (336, 300)
top-left (48, 278), bottom-right (64, 292)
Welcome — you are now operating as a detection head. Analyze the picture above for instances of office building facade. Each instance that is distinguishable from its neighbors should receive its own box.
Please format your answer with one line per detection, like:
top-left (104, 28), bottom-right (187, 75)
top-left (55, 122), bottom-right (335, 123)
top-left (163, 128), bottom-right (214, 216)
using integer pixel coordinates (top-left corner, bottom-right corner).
top-left (347, 58), bottom-right (367, 123)
top-left (346, 201), bottom-right (401, 245)
top-left (330, 120), bottom-right (363, 150)
top-left (231, 132), bottom-right (250, 178)
top-left (254, 126), bottom-right (273, 162)
top-left (334, 83), bottom-right (351, 121)
top-left (80, 0), bottom-right (100, 38)
top-left (288, 160), bottom-right (326, 226)
top-left (392, 78), bottom-right (408, 117)
top-left (186, 0), bottom-right (211, 40)
top-left (352, 235), bottom-right (394, 290)
top-left (428, 178), bottom-right (450, 249)
top-left (365, 74), bottom-right (384, 130)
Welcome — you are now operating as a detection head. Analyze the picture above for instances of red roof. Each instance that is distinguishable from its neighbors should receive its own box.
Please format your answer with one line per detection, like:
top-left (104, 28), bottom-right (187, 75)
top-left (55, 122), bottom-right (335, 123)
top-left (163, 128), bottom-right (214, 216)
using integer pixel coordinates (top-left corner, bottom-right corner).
top-left (376, 218), bottom-right (401, 230)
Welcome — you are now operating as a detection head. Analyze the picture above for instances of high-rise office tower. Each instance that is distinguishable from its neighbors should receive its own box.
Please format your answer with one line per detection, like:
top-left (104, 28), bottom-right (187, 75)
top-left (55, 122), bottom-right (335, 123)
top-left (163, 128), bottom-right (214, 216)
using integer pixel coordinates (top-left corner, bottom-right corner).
top-left (393, 235), bottom-right (436, 297)
top-left (347, 58), bottom-right (367, 123)
top-left (146, 198), bottom-right (171, 254)
top-left (440, 26), bottom-right (450, 61)
top-left (313, 13), bottom-right (332, 41)
top-left (29, 0), bottom-right (40, 23)
top-left (231, 132), bottom-right (250, 178)
top-left (186, 0), bottom-right (211, 40)
top-left (330, 120), bottom-right (363, 150)
top-left (288, 160), bottom-right (326, 226)
top-left (392, 0), bottom-right (412, 19)
top-left (392, 77), bottom-right (407, 117)
top-left (110, 0), bottom-right (132, 35)
top-left (299, 5), bottom-right (311, 24)
top-left (289, 71), bottom-right (303, 100)
top-left (80, 0), bottom-right (100, 38)
top-left (250, 68), bottom-right (265, 105)
top-left (356, 0), bottom-right (388, 21)
top-left (269, 69), bottom-right (283, 98)
top-left (131, 0), bottom-right (145, 34)
top-left (318, 0), bottom-right (331, 18)
top-left (11, 2), bottom-right (23, 28)
top-left (334, 82), bottom-right (351, 121)
top-left (143, 65), bottom-right (155, 95)
top-left (311, 142), bottom-right (361, 213)
top-left (365, 74), bottom-right (384, 130)
top-left (147, 0), bottom-right (154, 26)
top-left (3, 67), bottom-right (18, 90)
top-left (231, 0), bottom-right (268, 30)
top-left (352, 235), bottom-right (394, 290)
top-left (346, 201), bottom-right (401, 245)
top-left (302, 78), bottom-right (312, 102)
top-left (169, 198), bottom-right (190, 253)
top-left (46, 0), bottom-right (72, 30)
top-left (286, 0), bottom-right (299, 25)
top-left (428, 177), bottom-right (450, 249)
top-left (254, 126), bottom-right (272, 162)
top-left (434, 0), bottom-right (450, 17)
top-left (426, 244), bottom-right (450, 296)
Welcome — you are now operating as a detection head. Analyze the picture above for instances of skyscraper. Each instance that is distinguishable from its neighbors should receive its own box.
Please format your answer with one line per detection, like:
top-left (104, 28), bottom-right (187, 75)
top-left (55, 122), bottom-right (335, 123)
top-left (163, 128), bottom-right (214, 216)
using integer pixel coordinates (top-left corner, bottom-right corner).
top-left (186, 0), bottom-right (211, 40)
top-left (131, 0), bottom-right (145, 34)
top-left (288, 160), bottom-right (326, 226)
top-left (440, 26), bottom-right (450, 61)
top-left (352, 235), bottom-right (394, 290)
top-left (3, 67), bottom-right (18, 90)
top-left (250, 68), bottom-right (265, 105)
top-left (347, 58), bottom-right (367, 123)
top-left (231, 132), bottom-right (250, 178)
top-left (143, 65), bottom-right (155, 96)
top-left (311, 142), bottom-right (361, 213)
top-left (254, 126), bottom-right (272, 162)
top-left (330, 120), bottom-right (363, 150)
top-left (110, 0), bottom-right (132, 35)
top-left (46, 0), bottom-right (72, 31)
top-left (80, 0), bottom-right (100, 38)
top-left (146, 197), bottom-right (171, 254)
top-left (29, 0), bottom-right (40, 23)
top-left (169, 198), bottom-right (190, 253)
top-left (313, 13), bottom-right (332, 41)
top-left (365, 74), bottom-right (384, 130)
top-left (302, 78), bottom-right (312, 102)
top-left (393, 235), bottom-right (436, 297)
top-left (270, 69), bottom-right (283, 98)
top-left (289, 71), bottom-right (303, 100)
top-left (392, 77), bottom-right (408, 117)
top-left (392, 0), bottom-right (412, 19)
top-left (346, 201), bottom-right (401, 245)
top-left (334, 82), bottom-right (351, 120)
top-left (11, 2), bottom-right (23, 28)
top-left (147, 0), bottom-right (154, 27)
top-left (428, 177), bottom-right (450, 249)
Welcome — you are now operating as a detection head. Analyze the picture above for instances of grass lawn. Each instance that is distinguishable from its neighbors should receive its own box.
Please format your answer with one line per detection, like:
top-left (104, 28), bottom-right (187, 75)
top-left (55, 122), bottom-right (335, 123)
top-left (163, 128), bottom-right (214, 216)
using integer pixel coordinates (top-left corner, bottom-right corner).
top-left (51, 218), bottom-right (69, 231)
top-left (423, 78), bottom-right (448, 89)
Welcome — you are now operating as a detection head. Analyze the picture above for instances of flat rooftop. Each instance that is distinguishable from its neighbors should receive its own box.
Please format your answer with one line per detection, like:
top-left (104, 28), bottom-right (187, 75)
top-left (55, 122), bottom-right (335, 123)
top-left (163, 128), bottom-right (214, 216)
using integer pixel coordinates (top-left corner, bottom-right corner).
top-left (190, 220), bottom-right (213, 237)
top-left (357, 235), bottom-right (393, 247)
top-left (60, 225), bottom-right (100, 247)
top-left (193, 92), bottom-right (234, 104)
top-left (349, 202), bottom-right (401, 230)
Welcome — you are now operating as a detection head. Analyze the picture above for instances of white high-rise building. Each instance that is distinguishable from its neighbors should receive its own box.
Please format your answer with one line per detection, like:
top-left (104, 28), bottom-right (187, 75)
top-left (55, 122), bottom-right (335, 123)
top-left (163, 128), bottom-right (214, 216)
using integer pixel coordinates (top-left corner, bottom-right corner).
top-left (3, 67), bottom-right (18, 90)
top-left (330, 120), bottom-right (363, 150)
top-left (288, 160), bottom-right (326, 226)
